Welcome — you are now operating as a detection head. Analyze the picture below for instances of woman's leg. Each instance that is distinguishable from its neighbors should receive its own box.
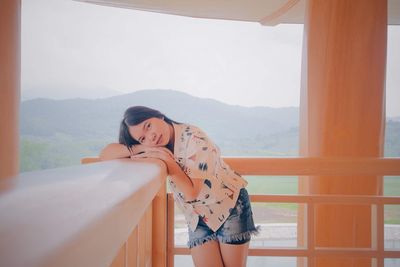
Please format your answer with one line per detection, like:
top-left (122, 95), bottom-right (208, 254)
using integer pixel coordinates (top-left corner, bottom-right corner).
top-left (219, 241), bottom-right (250, 267)
top-left (190, 240), bottom-right (225, 267)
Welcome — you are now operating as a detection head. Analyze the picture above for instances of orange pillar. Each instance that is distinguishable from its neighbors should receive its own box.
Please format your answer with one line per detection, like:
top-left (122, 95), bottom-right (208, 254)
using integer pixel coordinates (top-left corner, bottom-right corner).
top-left (298, 0), bottom-right (387, 266)
top-left (0, 0), bottom-right (21, 180)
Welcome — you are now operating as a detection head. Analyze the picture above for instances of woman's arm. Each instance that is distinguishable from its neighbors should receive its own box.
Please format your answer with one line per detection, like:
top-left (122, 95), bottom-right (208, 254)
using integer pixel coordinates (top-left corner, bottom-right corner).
top-left (131, 149), bottom-right (203, 202)
top-left (99, 143), bottom-right (131, 161)
top-left (168, 160), bottom-right (204, 201)
top-left (100, 144), bottom-right (203, 201)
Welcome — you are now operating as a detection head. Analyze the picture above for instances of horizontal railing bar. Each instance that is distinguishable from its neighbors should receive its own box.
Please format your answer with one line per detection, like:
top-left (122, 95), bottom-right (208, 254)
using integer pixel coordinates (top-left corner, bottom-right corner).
top-left (167, 193), bottom-right (400, 204)
top-left (384, 251), bottom-right (400, 258)
top-left (174, 247), bottom-right (190, 255)
top-left (167, 192), bottom-right (400, 205)
top-left (249, 248), bottom-right (308, 257)
top-left (224, 157), bottom-right (400, 176)
top-left (248, 248), bottom-right (383, 257)
top-left (250, 195), bottom-right (400, 204)
top-left (81, 157), bottom-right (400, 176)
top-left (250, 248), bottom-right (308, 257)
top-left (174, 247), bottom-right (400, 258)
top-left (173, 247), bottom-right (313, 256)
top-left (249, 249), bottom-right (400, 258)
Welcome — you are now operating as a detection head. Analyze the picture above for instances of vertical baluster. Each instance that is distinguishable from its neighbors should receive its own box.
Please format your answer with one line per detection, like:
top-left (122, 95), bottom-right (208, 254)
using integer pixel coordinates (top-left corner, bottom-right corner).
top-left (167, 194), bottom-right (175, 267)
top-left (152, 186), bottom-right (167, 267)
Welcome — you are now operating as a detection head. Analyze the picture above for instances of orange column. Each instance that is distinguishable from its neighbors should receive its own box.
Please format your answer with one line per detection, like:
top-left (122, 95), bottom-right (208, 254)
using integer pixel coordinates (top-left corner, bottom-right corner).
top-left (0, 0), bottom-right (20, 180)
top-left (298, 0), bottom-right (387, 266)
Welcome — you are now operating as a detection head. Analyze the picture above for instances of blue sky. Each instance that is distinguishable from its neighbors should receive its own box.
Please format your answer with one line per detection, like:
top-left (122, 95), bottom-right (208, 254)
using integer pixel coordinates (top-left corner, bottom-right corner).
top-left (21, 0), bottom-right (400, 117)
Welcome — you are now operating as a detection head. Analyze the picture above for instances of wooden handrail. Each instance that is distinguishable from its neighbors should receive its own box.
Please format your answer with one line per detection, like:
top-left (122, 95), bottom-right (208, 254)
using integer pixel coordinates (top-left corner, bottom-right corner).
top-left (224, 157), bottom-right (400, 176)
top-left (0, 159), bottom-right (167, 267)
top-left (82, 157), bottom-right (400, 176)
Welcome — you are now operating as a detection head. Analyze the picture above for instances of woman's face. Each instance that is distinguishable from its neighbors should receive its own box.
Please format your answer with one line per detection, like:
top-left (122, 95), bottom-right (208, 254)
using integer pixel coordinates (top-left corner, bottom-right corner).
top-left (128, 117), bottom-right (173, 147)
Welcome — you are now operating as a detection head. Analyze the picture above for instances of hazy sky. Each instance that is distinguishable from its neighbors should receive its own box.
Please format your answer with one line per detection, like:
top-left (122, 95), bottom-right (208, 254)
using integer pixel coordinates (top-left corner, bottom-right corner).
top-left (22, 0), bottom-right (400, 117)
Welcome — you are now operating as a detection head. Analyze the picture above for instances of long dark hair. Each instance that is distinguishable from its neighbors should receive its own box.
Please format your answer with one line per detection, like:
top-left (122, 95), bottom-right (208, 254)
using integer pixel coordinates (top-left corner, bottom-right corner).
top-left (119, 106), bottom-right (180, 151)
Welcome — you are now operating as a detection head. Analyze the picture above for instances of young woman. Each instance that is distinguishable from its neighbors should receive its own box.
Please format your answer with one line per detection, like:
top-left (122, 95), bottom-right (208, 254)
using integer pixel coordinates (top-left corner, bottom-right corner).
top-left (100, 106), bottom-right (259, 267)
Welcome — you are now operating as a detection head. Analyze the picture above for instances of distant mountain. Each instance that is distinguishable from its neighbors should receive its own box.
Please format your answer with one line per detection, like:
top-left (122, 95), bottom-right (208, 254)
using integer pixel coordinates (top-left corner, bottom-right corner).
top-left (19, 89), bottom-right (399, 172)
top-left (20, 89), bottom-right (299, 146)
top-left (21, 86), bottom-right (124, 101)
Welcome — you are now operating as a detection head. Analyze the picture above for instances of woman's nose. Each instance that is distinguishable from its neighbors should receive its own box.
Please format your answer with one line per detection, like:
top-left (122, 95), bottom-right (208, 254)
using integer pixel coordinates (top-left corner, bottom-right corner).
top-left (148, 132), bottom-right (156, 143)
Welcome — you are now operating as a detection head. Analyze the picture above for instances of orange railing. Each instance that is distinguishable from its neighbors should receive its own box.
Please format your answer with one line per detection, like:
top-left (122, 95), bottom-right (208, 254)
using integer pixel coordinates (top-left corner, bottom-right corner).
top-left (167, 157), bottom-right (400, 267)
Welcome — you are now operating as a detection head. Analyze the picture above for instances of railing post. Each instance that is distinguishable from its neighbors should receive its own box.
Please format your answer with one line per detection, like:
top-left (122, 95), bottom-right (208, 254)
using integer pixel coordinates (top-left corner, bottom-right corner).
top-left (376, 203), bottom-right (385, 267)
top-left (307, 202), bottom-right (315, 267)
top-left (152, 185), bottom-right (168, 266)
top-left (0, 0), bottom-right (20, 181)
top-left (299, 0), bottom-right (387, 266)
top-left (167, 194), bottom-right (175, 267)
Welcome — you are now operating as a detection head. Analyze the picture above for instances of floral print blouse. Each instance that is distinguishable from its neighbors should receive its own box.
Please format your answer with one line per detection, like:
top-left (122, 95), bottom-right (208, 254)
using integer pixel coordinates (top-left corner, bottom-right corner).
top-left (169, 123), bottom-right (248, 232)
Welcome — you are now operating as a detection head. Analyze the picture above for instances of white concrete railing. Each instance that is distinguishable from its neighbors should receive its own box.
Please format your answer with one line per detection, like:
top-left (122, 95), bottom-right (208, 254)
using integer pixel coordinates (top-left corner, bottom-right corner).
top-left (0, 159), bottom-right (167, 267)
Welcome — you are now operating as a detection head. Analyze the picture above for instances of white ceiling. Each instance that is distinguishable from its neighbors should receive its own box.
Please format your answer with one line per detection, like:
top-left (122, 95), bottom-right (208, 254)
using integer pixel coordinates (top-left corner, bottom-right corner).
top-left (77, 0), bottom-right (399, 26)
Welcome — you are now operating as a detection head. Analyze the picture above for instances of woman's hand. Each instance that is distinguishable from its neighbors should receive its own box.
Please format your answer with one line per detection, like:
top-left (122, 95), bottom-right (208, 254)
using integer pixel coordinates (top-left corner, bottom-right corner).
top-left (130, 144), bottom-right (174, 157)
top-left (130, 147), bottom-right (177, 174)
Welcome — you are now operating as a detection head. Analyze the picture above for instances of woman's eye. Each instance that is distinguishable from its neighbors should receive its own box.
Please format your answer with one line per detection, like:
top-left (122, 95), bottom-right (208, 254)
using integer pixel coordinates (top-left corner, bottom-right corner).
top-left (147, 123), bottom-right (151, 129)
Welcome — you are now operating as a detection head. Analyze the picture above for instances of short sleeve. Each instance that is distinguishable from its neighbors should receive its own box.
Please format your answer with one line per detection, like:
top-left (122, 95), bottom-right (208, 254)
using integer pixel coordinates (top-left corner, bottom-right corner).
top-left (182, 126), bottom-right (220, 180)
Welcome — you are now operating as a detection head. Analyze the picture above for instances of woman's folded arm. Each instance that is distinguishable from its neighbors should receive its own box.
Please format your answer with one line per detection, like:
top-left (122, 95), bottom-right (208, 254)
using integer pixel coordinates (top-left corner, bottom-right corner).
top-left (99, 143), bottom-right (131, 161)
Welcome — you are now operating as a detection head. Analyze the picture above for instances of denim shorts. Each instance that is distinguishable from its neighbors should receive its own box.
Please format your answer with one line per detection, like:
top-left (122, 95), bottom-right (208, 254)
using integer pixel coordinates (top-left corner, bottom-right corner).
top-left (188, 187), bottom-right (260, 249)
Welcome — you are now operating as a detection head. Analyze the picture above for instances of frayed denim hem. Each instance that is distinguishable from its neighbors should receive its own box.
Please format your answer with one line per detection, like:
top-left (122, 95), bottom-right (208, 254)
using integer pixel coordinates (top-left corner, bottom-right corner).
top-left (188, 233), bottom-right (218, 249)
top-left (217, 225), bottom-right (261, 244)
